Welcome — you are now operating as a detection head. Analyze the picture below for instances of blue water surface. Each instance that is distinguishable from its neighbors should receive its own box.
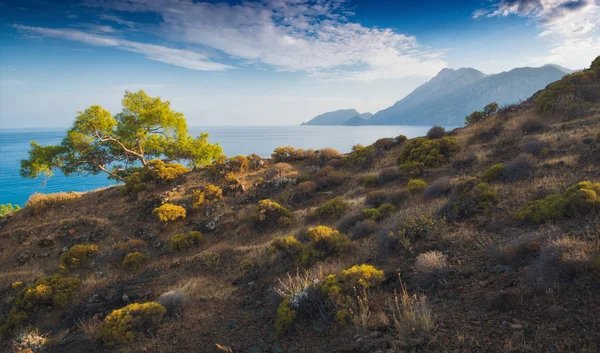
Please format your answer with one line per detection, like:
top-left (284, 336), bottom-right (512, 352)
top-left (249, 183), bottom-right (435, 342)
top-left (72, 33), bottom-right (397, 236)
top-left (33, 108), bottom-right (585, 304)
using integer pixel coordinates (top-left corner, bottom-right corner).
top-left (0, 125), bottom-right (436, 206)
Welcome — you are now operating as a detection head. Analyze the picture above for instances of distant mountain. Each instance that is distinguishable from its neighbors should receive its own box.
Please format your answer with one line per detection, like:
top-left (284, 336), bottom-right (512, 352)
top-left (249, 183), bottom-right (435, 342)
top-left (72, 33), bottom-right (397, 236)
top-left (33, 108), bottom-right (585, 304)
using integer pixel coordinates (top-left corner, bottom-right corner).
top-left (368, 65), bottom-right (570, 126)
top-left (301, 109), bottom-right (372, 126)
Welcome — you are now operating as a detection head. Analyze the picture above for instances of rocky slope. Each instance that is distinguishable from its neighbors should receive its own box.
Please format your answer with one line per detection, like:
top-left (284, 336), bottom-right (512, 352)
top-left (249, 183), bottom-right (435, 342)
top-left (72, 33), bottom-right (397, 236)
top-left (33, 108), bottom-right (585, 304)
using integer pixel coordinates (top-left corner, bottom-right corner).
top-left (0, 58), bottom-right (599, 353)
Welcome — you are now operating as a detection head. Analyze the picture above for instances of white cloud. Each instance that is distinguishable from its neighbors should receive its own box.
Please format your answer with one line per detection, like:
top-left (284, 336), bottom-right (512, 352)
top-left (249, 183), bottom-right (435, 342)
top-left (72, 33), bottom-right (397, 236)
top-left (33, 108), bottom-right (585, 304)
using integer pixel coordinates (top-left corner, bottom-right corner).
top-left (98, 14), bottom-right (136, 28)
top-left (13, 25), bottom-right (234, 71)
top-left (84, 0), bottom-right (446, 80)
top-left (473, 0), bottom-right (599, 69)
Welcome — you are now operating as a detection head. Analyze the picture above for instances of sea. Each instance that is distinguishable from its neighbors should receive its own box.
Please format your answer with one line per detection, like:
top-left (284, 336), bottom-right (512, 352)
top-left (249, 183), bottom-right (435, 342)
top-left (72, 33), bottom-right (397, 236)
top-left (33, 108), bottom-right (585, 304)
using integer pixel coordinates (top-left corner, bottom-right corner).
top-left (0, 125), bottom-right (436, 206)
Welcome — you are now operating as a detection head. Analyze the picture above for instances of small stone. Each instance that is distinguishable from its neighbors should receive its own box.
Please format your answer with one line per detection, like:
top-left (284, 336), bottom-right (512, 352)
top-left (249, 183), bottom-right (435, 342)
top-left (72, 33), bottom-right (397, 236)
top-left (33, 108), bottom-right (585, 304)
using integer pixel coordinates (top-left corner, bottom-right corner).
top-left (509, 323), bottom-right (523, 330)
top-left (68, 229), bottom-right (77, 235)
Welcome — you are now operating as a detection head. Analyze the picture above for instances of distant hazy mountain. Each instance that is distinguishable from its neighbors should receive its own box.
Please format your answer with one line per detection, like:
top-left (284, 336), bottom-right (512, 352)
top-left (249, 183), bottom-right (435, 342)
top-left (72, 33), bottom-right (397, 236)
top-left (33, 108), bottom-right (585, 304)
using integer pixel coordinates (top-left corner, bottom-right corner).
top-left (368, 65), bottom-right (570, 126)
top-left (302, 109), bottom-right (372, 126)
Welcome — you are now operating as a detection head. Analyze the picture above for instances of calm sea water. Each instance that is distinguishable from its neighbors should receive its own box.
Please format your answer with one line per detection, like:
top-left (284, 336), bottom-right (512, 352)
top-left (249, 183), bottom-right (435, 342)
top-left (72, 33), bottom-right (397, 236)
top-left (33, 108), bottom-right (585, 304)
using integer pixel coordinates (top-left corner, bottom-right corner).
top-left (0, 125), bottom-right (434, 206)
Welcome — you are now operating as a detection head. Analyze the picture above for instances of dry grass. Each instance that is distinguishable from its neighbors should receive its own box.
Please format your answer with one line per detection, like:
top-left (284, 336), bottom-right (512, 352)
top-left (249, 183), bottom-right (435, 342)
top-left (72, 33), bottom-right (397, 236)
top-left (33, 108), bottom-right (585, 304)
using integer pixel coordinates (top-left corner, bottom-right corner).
top-left (24, 191), bottom-right (82, 216)
top-left (388, 282), bottom-right (434, 339)
top-left (274, 267), bottom-right (324, 298)
top-left (170, 276), bottom-right (237, 300)
top-left (0, 266), bottom-right (45, 290)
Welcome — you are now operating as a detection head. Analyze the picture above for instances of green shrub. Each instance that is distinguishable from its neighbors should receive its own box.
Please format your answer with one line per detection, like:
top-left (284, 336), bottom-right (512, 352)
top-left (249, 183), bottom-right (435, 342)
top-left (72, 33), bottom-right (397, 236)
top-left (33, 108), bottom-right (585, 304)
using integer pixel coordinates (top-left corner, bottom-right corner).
top-left (250, 199), bottom-right (293, 226)
top-left (168, 231), bottom-right (204, 252)
top-left (426, 126), bottom-right (445, 139)
top-left (0, 274), bottom-right (81, 336)
top-left (343, 144), bottom-right (375, 169)
top-left (203, 184), bottom-right (223, 201)
top-left (440, 179), bottom-right (498, 220)
top-left (153, 204), bottom-right (186, 222)
top-left (515, 181), bottom-right (600, 223)
top-left (60, 244), bottom-right (99, 271)
top-left (362, 203), bottom-right (396, 221)
top-left (314, 196), bottom-right (349, 220)
top-left (398, 137), bottom-right (459, 169)
top-left (301, 226), bottom-right (351, 264)
top-left (362, 174), bottom-right (379, 187)
top-left (122, 160), bottom-right (188, 194)
top-left (465, 102), bottom-right (498, 125)
top-left (0, 203), bottom-right (21, 217)
top-left (482, 164), bottom-right (504, 182)
top-left (122, 252), bottom-right (147, 270)
top-left (272, 146), bottom-right (308, 163)
top-left (97, 302), bottom-right (166, 347)
top-left (269, 236), bottom-right (303, 259)
top-left (407, 179), bottom-right (428, 195)
top-left (229, 155), bottom-right (249, 172)
top-left (296, 181), bottom-right (317, 196)
top-left (275, 300), bottom-right (296, 337)
top-left (340, 264), bottom-right (384, 289)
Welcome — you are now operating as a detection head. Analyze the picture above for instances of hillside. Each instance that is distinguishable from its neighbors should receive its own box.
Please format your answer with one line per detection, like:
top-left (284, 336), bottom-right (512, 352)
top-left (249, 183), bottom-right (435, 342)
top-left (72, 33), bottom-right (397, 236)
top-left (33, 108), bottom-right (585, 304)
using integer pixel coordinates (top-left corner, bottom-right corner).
top-left (1, 57), bottom-right (599, 353)
top-left (301, 109), bottom-right (372, 126)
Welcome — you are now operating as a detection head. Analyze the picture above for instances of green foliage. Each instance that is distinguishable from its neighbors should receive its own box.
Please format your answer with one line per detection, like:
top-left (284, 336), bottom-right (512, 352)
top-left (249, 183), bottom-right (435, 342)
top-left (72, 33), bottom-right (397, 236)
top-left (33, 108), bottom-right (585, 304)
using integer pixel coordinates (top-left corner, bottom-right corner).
top-left (343, 144), bottom-right (376, 169)
top-left (1, 274), bottom-right (81, 336)
top-left (96, 302), bottom-right (166, 347)
top-left (271, 146), bottom-right (309, 163)
top-left (407, 179), bottom-right (428, 195)
top-left (153, 203), bottom-right (186, 222)
top-left (192, 184), bottom-right (223, 208)
top-left (362, 174), bottom-right (379, 187)
top-left (122, 252), bottom-right (148, 270)
top-left (20, 90), bottom-right (223, 182)
top-left (228, 155), bottom-right (249, 172)
top-left (515, 181), bottom-right (600, 223)
top-left (314, 196), bottom-right (349, 220)
top-left (301, 226), bottom-right (351, 264)
top-left (59, 244), bottom-right (99, 272)
top-left (250, 199), bottom-right (293, 226)
top-left (362, 203), bottom-right (396, 221)
top-left (465, 102), bottom-right (498, 125)
top-left (440, 179), bottom-right (498, 220)
top-left (275, 300), bottom-right (297, 337)
top-left (396, 213), bottom-right (443, 240)
top-left (0, 203), bottom-right (21, 217)
top-left (269, 236), bottom-right (303, 259)
top-left (398, 137), bottom-right (459, 170)
top-left (122, 160), bottom-right (188, 194)
top-left (482, 163), bottom-right (504, 183)
top-left (340, 264), bottom-right (384, 289)
top-left (168, 231), bottom-right (204, 252)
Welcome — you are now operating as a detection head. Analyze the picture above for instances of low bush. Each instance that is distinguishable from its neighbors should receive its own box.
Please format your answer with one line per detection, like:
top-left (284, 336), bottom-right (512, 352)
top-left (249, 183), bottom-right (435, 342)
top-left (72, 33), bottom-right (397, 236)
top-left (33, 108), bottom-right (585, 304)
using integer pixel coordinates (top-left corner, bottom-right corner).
top-left (426, 126), bottom-right (445, 139)
top-left (407, 179), bottom-right (428, 195)
top-left (158, 290), bottom-right (186, 315)
top-left (502, 155), bottom-right (536, 182)
top-left (272, 146), bottom-right (306, 163)
top-left (515, 181), bottom-right (600, 223)
top-left (452, 153), bottom-right (477, 171)
top-left (472, 122), bottom-right (503, 142)
top-left (0, 203), bottom-right (20, 217)
top-left (168, 231), bottom-right (204, 252)
top-left (397, 137), bottom-right (460, 170)
top-left (250, 199), bottom-right (293, 227)
top-left (275, 300), bottom-right (297, 337)
top-left (495, 232), bottom-right (544, 268)
top-left (365, 189), bottom-right (410, 207)
top-left (317, 148), bottom-right (342, 162)
top-left (314, 197), bottom-right (349, 220)
top-left (414, 251), bottom-right (448, 290)
top-left (25, 192), bottom-right (81, 216)
top-left (521, 118), bottom-right (548, 134)
top-left (440, 179), bottom-right (498, 220)
top-left (423, 176), bottom-right (452, 199)
top-left (228, 155), bottom-right (249, 172)
top-left (122, 252), bottom-right (148, 270)
top-left (313, 166), bottom-right (345, 190)
top-left (343, 144), bottom-right (376, 169)
top-left (482, 164), bottom-right (504, 183)
top-left (362, 174), bottom-right (379, 187)
top-left (464, 102), bottom-right (498, 125)
top-left (378, 167), bottom-right (402, 184)
top-left (362, 203), bottom-right (396, 221)
top-left (122, 160), bottom-right (188, 194)
top-left (269, 236), bottom-right (303, 259)
top-left (60, 244), bottom-right (99, 272)
top-left (96, 302), bottom-right (166, 347)
top-left (1, 274), bottom-right (81, 336)
top-left (296, 181), bottom-right (317, 197)
top-left (203, 184), bottom-right (223, 201)
top-left (117, 239), bottom-right (147, 252)
top-left (348, 219), bottom-right (379, 239)
top-left (153, 204), bottom-right (186, 222)
top-left (301, 226), bottom-right (351, 264)
top-left (340, 264), bottom-right (384, 289)
top-left (522, 140), bottom-right (548, 156)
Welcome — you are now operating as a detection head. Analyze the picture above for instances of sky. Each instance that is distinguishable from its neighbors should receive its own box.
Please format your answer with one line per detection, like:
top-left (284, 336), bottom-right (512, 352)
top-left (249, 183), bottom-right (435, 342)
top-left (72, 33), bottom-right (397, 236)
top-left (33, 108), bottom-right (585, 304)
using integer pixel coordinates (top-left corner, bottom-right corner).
top-left (0, 0), bottom-right (598, 128)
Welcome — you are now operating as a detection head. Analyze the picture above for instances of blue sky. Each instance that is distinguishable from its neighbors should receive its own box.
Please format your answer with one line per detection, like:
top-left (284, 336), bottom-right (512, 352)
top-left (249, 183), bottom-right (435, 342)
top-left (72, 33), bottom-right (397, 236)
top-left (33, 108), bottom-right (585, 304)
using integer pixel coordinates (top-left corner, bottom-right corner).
top-left (0, 0), bottom-right (598, 128)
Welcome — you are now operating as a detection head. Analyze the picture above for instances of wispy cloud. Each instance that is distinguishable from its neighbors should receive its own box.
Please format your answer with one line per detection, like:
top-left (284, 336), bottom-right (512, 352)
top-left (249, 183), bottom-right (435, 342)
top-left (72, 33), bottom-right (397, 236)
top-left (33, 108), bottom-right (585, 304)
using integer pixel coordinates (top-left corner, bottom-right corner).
top-left (82, 0), bottom-right (446, 80)
top-left (13, 25), bottom-right (234, 71)
top-left (98, 14), bottom-right (136, 28)
top-left (473, 0), bottom-right (599, 68)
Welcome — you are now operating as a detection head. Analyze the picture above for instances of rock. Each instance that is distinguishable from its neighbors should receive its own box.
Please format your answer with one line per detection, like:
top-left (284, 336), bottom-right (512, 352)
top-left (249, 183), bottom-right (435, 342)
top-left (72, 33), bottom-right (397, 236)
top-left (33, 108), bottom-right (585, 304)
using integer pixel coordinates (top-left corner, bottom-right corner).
top-left (17, 249), bottom-right (33, 265)
top-left (68, 229), bottom-right (77, 235)
top-left (39, 250), bottom-right (51, 258)
top-left (583, 138), bottom-right (593, 144)
top-left (548, 305), bottom-right (568, 319)
top-left (509, 323), bottom-right (523, 330)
